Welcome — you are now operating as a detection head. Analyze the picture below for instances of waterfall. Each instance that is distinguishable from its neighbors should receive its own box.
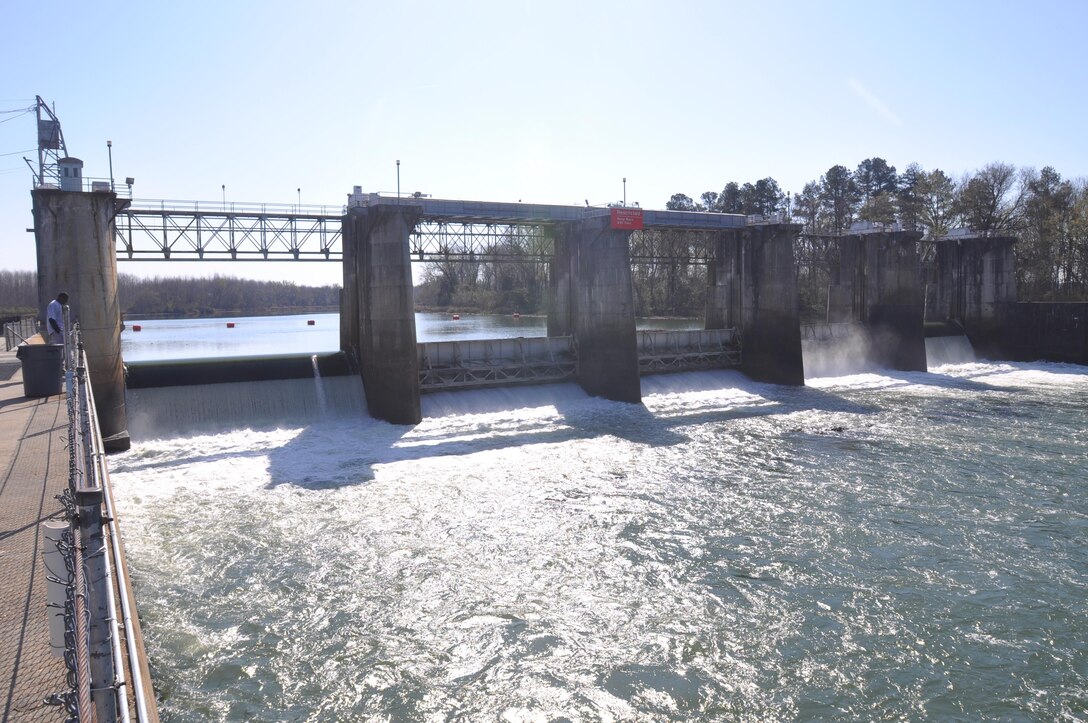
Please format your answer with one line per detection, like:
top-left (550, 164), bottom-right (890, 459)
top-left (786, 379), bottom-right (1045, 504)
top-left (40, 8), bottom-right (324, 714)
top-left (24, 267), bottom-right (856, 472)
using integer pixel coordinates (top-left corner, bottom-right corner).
top-left (926, 335), bottom-right (976, 368)
top-left (311, 354), bottom-right (328, 415)
top-left (125, 376), bottom-right (367, 441)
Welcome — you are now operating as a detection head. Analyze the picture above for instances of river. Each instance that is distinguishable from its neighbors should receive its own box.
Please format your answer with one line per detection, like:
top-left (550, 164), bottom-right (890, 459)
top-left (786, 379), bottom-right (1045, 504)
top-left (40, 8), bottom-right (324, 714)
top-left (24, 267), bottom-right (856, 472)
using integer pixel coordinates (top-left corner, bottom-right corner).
top-left (119, 312), bottom-right (701, 362)
top-left (110, 314), bottom-right (1088, 721)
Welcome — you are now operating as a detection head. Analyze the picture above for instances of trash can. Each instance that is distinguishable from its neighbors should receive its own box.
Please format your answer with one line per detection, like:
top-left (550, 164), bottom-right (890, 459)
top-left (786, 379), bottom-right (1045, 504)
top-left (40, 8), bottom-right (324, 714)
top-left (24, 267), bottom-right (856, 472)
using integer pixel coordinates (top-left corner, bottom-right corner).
top-left (15, 344), bottom-right (65, 397)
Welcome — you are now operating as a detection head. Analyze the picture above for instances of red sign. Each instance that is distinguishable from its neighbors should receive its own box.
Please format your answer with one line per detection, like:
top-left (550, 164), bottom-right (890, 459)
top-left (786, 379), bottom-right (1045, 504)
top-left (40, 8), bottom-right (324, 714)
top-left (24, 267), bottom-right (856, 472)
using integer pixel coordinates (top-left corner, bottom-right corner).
top-left (610, 207), bottom-right (644, 230)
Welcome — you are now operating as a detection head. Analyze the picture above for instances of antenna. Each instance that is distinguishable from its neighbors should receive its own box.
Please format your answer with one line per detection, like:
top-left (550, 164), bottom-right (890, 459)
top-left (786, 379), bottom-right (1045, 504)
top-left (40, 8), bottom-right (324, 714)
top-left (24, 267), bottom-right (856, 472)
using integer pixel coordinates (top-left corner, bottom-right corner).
top-left (34, 96), bottom-right (67, 189)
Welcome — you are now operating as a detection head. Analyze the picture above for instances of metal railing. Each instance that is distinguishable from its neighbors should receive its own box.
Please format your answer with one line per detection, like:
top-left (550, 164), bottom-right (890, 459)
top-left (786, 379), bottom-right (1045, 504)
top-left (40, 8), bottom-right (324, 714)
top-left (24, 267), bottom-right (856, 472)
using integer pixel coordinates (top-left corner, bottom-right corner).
top-left (128, 197), bottom-right (344, 217)
top-left (36, 176), bottom-right (133, 198)
top-left (44, 323), bottom-right (156, 722)
top-left (2, 315), bottom-right (38, 351)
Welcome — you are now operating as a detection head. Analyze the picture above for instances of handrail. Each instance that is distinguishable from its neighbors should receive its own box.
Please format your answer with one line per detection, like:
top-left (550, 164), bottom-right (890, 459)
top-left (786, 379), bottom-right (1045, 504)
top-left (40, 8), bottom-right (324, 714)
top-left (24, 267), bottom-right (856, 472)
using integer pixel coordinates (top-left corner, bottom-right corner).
top-left (1, 315), bottom-right (37, 351)
top-left (127, 197), bottom-right (345, 217)
top-left (83, 343), bottom-right (153, 722)
top-left (52, 324), bottom-right (155, 722)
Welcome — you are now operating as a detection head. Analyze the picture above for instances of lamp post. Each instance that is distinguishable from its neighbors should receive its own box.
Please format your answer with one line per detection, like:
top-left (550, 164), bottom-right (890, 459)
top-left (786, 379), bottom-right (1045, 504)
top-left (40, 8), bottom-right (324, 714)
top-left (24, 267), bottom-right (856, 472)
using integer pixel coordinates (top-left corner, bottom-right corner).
top-left (222, 184), bottom-right (226, 208)
top-left (107, 140), bottom-right (114, 192)
top-left (396, 159), bottom-right (401, 202)
top-left (623, 177), bottom-right (626, 207)
top-left (297, 187), bottom-right (301, 212)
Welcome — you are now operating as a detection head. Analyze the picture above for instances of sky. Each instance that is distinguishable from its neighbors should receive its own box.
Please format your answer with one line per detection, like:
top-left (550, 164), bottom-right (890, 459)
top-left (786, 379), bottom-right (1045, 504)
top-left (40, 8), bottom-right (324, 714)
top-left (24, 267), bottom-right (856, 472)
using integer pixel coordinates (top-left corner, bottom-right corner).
top-left (3, 0), bottom-right (1087, 288)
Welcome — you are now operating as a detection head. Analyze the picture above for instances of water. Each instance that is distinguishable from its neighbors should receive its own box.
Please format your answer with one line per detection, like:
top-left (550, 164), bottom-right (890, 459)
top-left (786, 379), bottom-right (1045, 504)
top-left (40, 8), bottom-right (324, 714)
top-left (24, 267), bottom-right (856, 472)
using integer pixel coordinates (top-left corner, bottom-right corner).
top-left (121, 312), bottom-right (701, 362)
top-left (109, 321), bottom-right (1088, 721)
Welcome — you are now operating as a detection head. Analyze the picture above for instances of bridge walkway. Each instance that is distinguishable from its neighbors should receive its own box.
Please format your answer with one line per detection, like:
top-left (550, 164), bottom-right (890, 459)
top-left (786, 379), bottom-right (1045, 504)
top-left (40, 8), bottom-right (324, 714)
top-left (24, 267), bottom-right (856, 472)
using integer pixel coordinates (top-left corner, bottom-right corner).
top-left (0, 349), bottom-right (68, 721)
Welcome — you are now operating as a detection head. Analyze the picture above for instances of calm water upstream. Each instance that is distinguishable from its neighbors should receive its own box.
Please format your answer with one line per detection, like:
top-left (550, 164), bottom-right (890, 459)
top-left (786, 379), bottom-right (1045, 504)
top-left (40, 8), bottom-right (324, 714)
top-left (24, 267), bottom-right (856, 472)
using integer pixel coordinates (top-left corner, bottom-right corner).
top-left (110, 315), bottom-right (1088, 721)
top-left (119, 312), bottom-right (700, 362)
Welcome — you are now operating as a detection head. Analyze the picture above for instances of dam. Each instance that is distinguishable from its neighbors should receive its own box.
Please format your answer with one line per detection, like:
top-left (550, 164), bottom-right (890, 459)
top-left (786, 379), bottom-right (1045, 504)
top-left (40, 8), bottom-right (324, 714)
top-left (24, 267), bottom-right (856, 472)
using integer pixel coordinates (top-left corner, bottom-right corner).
top-left (14, 98), bottom-right (1087, 719)
top-left (15, 228), bottom-right (1088, 720)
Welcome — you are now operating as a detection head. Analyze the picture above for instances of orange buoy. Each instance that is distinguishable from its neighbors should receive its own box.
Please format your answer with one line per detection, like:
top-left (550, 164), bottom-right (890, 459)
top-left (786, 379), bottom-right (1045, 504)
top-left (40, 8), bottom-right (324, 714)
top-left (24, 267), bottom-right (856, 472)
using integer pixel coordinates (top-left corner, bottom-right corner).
top-left (132, 324), bottom-right (142, 332)
top-left (226, 322), bottom-right (236, 328)
top-left (307, 319), bottom-right (316, 326)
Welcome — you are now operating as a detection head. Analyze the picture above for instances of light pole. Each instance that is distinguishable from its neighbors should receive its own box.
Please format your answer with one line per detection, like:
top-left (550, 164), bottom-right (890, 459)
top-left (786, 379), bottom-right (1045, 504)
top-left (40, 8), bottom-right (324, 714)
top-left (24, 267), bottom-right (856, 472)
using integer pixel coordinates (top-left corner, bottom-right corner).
top-left (107, 140), bottom-right (114, 192)
top-left (222, 184), bottom-right (226, 208)
top-left (623, 177), bottom-right (626, 207)
top-left (396, 159), bottom-right (401, 202)
top-left (297, 187), bottom-right (301, 211)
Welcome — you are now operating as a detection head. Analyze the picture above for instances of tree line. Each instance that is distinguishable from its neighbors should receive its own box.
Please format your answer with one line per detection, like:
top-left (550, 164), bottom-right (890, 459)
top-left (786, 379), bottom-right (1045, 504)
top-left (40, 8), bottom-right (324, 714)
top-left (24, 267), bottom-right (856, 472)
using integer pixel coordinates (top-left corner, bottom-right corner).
top-left (0, 270), bottom-right (340, 319)
top-left (0, 270), bottom-right (39, 318)
top-left (666, 159), bottom-right (1088, 317)
top-left (413, 227), bottom-right (550, 313)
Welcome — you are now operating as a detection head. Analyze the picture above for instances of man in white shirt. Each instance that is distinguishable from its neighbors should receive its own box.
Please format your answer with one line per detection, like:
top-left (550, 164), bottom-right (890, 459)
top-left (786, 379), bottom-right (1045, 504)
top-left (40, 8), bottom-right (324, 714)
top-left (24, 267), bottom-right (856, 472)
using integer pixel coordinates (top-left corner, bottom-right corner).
top-left (46, 292), bottom-right (69, 344)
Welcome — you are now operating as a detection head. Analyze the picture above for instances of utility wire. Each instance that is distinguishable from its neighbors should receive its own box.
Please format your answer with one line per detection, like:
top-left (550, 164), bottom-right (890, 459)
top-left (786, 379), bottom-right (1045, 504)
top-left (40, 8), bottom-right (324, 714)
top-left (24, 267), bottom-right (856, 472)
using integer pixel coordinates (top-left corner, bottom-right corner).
top-left (0, 108), bottom-right (34, 124)
top-left (0, 147), bottom-right (35, 157)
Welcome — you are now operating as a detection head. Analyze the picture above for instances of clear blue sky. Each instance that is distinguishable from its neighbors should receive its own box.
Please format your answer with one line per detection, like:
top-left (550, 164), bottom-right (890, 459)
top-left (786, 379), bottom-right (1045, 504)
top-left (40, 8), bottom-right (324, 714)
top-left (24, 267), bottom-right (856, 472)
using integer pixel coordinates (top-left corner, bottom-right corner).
top-left (3, 0), bottom-right (1086, 287)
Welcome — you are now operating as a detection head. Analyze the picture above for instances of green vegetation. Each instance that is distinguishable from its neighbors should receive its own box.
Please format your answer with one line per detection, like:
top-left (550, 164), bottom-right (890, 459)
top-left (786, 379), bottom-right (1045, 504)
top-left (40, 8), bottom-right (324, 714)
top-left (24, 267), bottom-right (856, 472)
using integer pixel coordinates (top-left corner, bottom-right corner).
top-left (668, 159), bottom-right (1088, 319)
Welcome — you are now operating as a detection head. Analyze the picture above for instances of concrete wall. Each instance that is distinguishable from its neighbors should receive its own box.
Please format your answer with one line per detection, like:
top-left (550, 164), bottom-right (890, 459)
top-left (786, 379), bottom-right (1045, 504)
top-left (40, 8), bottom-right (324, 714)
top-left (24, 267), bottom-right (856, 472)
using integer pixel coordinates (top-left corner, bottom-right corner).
top-left (705, 230), bottom-right (743, 331)
top-left (830, 231), bottom-right (927, 372)
top-left (340, 216), bottom-right (360, 363)
top-left (707, 224), bottom-right (804, 385)
top-left (32, 188), bottom-right (129, 451)
top-left (560, 216), bottom-right (640, 403)
top-left (341, 204), bottom-right (421, 425)
top-left (1003, 302), bottom-right (1088, 364)
top-left (546, 226), bottom-right (573, 338)
top-left (932, 236), bottom-right (1017, 358)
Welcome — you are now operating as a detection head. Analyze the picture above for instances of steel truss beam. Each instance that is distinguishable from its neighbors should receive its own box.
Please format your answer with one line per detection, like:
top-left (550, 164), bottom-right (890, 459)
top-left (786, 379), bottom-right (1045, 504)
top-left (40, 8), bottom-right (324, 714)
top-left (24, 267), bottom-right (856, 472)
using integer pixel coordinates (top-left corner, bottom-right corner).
top-left (410, 221), bottom-right (551, 263)
top-left (112, 204), bottom-right (734, 265)
top-left (630, 229), bottom-right (719, 265)
top-left (114, 208), bottom-right (342, 261)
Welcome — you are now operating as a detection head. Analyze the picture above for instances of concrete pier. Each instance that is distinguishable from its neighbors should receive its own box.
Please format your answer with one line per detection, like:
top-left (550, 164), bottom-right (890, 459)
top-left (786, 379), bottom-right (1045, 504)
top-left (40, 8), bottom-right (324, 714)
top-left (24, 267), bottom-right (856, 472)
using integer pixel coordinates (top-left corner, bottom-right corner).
top-left (931, 234), bottom-right (1017, 358)
top-left (707, 224), bottom-right (805, 385)
top-left (830, 231), bottom-right (927, 371)
top-left (32, 188), bottom-right (130, 451)
top-left (553, 216), bottom-right (641, 403)
top-left (342, 203), bottom-right (422, 425)
top-left (546, 227), bottom-right (573, 338)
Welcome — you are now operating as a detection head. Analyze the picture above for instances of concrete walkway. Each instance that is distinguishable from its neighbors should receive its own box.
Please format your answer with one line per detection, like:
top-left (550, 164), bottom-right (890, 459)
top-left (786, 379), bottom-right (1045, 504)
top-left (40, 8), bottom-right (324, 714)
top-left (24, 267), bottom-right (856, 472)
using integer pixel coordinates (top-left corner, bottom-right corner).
top-left (0, 349), bottom-right (68, 722)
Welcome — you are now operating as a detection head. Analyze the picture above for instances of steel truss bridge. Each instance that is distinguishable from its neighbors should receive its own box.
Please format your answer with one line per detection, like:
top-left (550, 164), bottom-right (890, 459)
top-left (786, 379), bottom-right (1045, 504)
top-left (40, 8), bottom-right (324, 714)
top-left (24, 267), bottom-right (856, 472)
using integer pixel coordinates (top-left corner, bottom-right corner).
top-left (114, 196), bottom-right (755, 265)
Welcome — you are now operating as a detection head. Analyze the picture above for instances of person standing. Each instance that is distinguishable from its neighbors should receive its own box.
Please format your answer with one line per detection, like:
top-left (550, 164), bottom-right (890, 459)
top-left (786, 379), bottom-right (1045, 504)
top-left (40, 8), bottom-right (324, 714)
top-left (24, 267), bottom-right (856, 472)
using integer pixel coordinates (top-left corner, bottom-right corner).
top-left (46, 291), bottom-right (69, 344)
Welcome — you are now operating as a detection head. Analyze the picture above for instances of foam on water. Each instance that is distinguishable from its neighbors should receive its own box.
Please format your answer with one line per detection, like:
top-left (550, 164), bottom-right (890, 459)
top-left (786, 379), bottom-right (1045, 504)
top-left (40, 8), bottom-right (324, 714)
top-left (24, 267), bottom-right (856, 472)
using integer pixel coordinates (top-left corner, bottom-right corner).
top-left (110, 360), bottom-right (1088, 721)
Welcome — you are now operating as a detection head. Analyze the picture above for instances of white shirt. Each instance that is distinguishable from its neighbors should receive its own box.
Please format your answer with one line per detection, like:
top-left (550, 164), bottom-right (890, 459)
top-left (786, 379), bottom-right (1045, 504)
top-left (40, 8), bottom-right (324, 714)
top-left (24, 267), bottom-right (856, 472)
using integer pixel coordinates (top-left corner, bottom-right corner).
top-left (47, 299), bottom-right (66, 342)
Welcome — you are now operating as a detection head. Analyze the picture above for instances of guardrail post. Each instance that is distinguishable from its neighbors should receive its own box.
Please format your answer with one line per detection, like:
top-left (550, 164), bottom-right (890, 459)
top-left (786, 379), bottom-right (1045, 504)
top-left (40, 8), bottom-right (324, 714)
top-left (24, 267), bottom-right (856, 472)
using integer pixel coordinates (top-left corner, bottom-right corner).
top-left (76, 485), bottom-right (117, 722)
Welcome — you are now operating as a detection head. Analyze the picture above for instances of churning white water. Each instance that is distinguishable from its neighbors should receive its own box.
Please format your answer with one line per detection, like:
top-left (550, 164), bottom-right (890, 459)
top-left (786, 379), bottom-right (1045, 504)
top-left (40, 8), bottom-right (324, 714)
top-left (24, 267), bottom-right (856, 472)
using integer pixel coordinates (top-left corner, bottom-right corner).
top-left (109, 358), bottom-right (1088, 721)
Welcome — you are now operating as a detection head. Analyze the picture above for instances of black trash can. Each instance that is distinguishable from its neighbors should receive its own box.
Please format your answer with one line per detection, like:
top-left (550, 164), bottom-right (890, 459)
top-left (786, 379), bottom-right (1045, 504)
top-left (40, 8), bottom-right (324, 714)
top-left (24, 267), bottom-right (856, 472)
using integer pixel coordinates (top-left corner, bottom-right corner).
top-left (15, 344), bottom-right (65, 397)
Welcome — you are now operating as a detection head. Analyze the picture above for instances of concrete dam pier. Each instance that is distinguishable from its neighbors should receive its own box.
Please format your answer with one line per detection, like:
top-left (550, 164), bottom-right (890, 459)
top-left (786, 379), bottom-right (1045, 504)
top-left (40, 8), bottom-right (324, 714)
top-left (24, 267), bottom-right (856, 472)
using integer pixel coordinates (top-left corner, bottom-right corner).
top-left (339, 198), bottom-right (805, 424)
top-left (34, 183), bottom-right (1083, 434)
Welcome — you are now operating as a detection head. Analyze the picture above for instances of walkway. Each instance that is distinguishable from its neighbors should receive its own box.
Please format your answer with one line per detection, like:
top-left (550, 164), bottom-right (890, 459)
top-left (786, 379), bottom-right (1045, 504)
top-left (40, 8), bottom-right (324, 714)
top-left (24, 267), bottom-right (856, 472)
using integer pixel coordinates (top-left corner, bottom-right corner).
top-left (0, 349), bottom-right (68, 722)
